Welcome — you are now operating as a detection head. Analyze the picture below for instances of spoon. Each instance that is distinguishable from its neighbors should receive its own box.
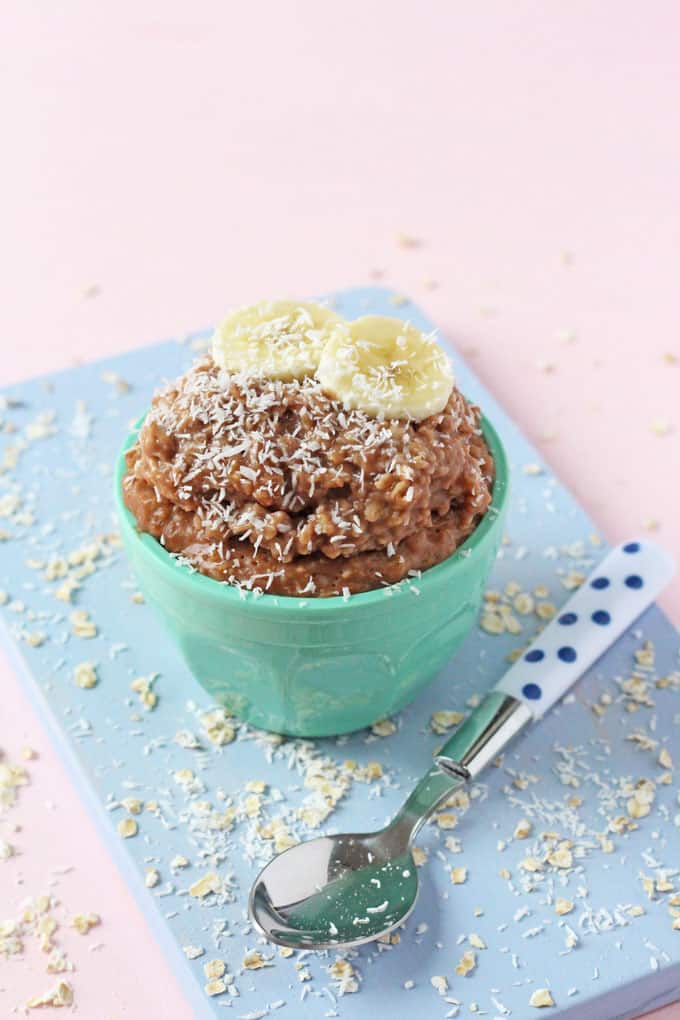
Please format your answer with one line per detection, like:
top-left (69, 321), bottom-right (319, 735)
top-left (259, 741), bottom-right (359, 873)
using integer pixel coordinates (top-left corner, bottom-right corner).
top-left (249, 540), bottom-right (674, 950)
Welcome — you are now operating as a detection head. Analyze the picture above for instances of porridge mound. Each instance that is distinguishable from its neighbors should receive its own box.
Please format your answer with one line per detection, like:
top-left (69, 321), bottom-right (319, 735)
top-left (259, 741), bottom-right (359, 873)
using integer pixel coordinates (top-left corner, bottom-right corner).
top-left (122, 358), bottom-right (494, 597)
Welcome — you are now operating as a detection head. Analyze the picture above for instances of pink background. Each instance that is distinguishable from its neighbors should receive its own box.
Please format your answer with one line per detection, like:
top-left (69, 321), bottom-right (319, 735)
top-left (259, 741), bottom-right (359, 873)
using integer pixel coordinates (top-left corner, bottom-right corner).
top-left (1, 3), bottom-right (679, 1017)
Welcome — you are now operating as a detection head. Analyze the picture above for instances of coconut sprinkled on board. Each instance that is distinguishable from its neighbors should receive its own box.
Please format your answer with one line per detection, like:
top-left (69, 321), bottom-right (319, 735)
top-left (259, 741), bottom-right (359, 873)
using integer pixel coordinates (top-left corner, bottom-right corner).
top-left (1, 313), bottom-right (679, 1017)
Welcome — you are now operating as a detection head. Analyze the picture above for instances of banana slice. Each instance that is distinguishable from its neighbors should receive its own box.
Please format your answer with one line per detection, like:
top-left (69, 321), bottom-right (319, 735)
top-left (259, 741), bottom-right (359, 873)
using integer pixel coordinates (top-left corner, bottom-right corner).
top-left (316, 315), bottom-right (454, 420)
top-left (211, 300), bottom-right (344, 380)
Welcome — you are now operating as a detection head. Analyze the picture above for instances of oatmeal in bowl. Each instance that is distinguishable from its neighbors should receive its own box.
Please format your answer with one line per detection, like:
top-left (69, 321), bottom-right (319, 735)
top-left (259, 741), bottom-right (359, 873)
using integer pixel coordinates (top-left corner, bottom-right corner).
top-left (115, 299), bottom-right (508, 735)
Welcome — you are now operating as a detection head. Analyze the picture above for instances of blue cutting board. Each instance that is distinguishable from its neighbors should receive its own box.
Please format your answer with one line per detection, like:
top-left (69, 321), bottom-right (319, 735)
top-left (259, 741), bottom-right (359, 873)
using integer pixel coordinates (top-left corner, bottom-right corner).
top-left (1, 287), bottom-right (679, 1020)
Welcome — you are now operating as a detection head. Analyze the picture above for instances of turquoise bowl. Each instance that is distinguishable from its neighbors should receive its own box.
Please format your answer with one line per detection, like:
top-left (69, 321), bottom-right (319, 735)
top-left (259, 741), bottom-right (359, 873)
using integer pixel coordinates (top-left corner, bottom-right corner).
top-left (114, 416), bottom-right (509, 737)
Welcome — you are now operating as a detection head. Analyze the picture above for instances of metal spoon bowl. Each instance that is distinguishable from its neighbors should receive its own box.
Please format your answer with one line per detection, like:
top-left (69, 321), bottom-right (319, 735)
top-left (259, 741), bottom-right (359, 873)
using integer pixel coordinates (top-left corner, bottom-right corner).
top-left (250, 833), bottom-right (418, 949)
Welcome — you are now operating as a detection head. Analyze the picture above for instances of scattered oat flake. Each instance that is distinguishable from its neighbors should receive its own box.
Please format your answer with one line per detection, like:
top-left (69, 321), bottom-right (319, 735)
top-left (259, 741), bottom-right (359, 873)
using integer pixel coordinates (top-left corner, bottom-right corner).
top-left (121, 796), bottom-right (143, 815)
top-left (454, 949), bottom-right (476, 976)
top-left (73, 661), bottom-right (97, 689)
top-left (547, 847), bottom-right (573, 869)
top-left (26, 979), bottom-right (74, 1009)
top-left (529, 988), bottom-right (555, 1008)
top-left (431, 709), bottom-right (464, 733)
top-left (130, 674), bottom-right (158, 710)
top-left (330, 958), bottom-right (360, 991)
top-left (23, 631), bottom-right (46, 648)
top-left (70, 608), bottom-right (97, 638)
top-left (628, 797), bottom-right (651, 820)
top-left (469, 933), bottom-right (486, 949)
top-left (183, 945), bottom-right (205, 959)
top-left (117, 817), bottom-right (138, 838)
top-left (328, 958), bottom-right (355, 983)
top-left (561, 570), bottom-right (585, 590)
top-left (72, 912), bottom-right (100, 934)
top-left (480, 613), bottom-right (504, 635)
top-left (205, 978), bottom-right (226, 997)
top-left (243, 949), bottom-right (267, 969)
top-left (204, 958), bottom-right (226, 979)
top-left (555, 898), bottom-right (574, 916)
top-left (200, 707), bottom-right (236, 745)
top-left (189, 872), bottom-right (221, 898)
top-left (371, 718), bottom-right (397, 737)
top-left (450, 866), bottom-right (467, 884)
top-left (641, 875), bottom-right (657, 900)
top-left (514, 818), bottom-right (532, 839)
top-left (514, 592), bottom-right (534, 615)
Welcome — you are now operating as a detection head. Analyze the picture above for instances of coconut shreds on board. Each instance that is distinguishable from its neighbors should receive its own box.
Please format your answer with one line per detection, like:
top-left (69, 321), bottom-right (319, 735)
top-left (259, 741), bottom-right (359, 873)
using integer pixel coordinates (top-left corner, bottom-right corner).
top-left (1, 343), bottom-right (679, 1017)
top-left (76, 625), bottom-right (680, 1006)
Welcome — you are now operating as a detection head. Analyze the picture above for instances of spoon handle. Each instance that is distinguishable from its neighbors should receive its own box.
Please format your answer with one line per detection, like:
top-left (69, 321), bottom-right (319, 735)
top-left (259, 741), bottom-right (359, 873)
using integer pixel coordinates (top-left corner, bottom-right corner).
top-left (494, 539), bottom-right (674, 718)
top-left (394, 539), bottom-right (674, 843)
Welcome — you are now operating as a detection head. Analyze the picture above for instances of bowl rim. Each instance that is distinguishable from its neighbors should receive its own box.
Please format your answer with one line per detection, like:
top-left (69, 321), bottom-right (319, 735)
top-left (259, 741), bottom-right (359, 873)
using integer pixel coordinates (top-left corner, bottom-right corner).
top-left (114, 410), bottom-right (509, 617)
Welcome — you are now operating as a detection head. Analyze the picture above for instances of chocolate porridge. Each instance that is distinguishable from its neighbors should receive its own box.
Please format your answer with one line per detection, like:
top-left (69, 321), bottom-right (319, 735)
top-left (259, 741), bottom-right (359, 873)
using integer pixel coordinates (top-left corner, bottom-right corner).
top-left (122, 358), bottom-right (494, 597)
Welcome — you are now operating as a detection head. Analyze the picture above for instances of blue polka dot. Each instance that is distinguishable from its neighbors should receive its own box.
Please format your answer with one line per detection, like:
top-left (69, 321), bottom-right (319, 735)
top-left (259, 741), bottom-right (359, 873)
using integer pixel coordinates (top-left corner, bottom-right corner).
top-left (625, 574), bottom-right (643, 589)
top-left (623, 542), bottom-right (640, 554)
top-left (525, 649), bottom-right (545, 663)
top-left (591, 577), bottom-right (610, 590)
top-left (592, 610), bottom-right (611, 625)
top-left (558, 646), bottom-right (577, 663)
top-left (522, 682), bottom-right (542, 700)
top-left (558, 612), bottom-right (578, 625)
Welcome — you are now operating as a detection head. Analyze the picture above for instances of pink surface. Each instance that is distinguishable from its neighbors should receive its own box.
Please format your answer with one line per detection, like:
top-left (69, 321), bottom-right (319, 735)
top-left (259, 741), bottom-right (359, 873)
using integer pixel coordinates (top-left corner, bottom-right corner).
top-left (1, 3), bottom-right (679, 1017)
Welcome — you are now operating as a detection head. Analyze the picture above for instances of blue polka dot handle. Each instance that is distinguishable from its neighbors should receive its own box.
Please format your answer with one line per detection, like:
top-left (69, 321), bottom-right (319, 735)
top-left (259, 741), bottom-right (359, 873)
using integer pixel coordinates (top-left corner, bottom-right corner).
top-left (495, 539), bottom-right (675, 718)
